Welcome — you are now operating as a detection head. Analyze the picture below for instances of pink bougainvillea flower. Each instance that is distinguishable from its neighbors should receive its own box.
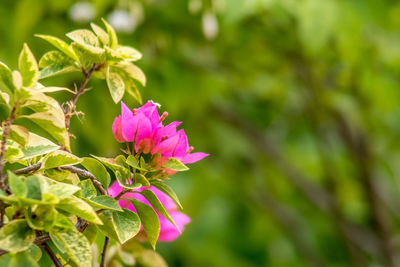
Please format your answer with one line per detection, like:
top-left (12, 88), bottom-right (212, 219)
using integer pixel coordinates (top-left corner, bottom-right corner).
top-left (112, 101), bottom-right (209, 168)
top-left (109, 182), bottom-right (191, 242)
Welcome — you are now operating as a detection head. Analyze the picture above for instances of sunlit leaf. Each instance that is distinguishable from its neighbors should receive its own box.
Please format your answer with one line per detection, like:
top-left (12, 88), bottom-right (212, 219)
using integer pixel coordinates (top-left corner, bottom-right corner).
top-left (18, 43), bottom-right (39, 87)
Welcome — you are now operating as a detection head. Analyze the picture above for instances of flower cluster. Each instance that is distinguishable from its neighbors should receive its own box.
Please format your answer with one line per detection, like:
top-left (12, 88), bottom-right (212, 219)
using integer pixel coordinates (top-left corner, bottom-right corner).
top-left (109, 183), bottom-right (190, 242)
top-left (112, 101), bottom-right (208, 168)
top-left (111, 101), bottom-right (208, 242)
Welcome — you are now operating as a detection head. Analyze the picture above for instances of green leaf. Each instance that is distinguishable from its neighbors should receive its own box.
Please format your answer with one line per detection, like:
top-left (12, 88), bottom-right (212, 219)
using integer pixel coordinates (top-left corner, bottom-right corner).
top-left (116, 171), bottom-right (142, 190)
top-left (78, 179), bottom-right (97, 199)
top-left (20, 132), bottom-right (59, 160)
top-left (8, 171), bottom-right (27, 197)
top-left (151, 180), bottom-right (183, 210)
top-left (53, 212), bottom-right (74, 229)
top-left (81, 157), bottom-right (111, 189)
top-left (45, 183), bottom-right (80, 199)
top-left (66, 29), bottom-right (99, 47)
top-left (125, 77), bottom-right (142, 104)
top-left (70, 42), bottom-right (105, 68)
top-left (12, 70), bottom-right (23, 89)
top-left (50, 228), bottom-right (92, 267)
top-left (25, 205), bottom-right (56, 230)
top-left (105, 46), bottom-right (125, 62)
top-left (91, 155), bottom-right (130, 178)
top-left (40, 64), bottom-right (76, 79)
top-left (135, 174), bottom-right (150, 187)
top-left (128, 199), bottom-right (160, 249)
top-left (97, 212), bottom-right (119, 241)
top-left (102, 18), bottom-right (118, 49)
top-left (136, 189), bottom-right (178, 230)
top-left (8, 251), bottom-right (39, 267)
top-left (19, 43), bottom-right (39, 87)
top-left (112, 208), bottom-right (141, 244)
top-left (4, 144), bottom-right (24, 162)
top-left (85, 195), bottom-right (122, 211)
top-left (20, 112), bottom-right (69, 150)
top-left (57, 195), bottom-right (102, 224)
top-left (36, 86), bottom-right (74, 94)
top-left (26, 175), bottom-right (47, 201)
top-left (0, 61), bottom-right (15, 92)
top-left (0, 91), bottom-right (11, 120)
top-left (90, 23), bottom-right (109, 46)
top-left (35, 34), bottom-right (79, 61)
top-left (27, 244), bottom-right (42, 261)
top-left (134, 249), bottom-right (168, 267)
top-left (38, 50), bottom-right (77, 79)
top-left (163, 157), bottom-right (189, 171)
top-left (116, 46), bottom-right (142, 61)
top-left (114, 62), bottom-right (146, 86)
top-left (43, 150), bottom-right (82, 169)
top-left (9, 125), bottom-right (29, 148)
top-left (126, 155), bottom-right (147, 171)
top-left (106, 67), bottom-right (125, 103)
top-left (0, 219), bottom-right (35, 252)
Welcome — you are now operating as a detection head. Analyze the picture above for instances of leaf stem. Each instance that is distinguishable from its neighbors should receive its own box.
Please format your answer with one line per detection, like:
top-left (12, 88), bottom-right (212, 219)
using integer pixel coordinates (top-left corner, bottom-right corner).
top-left (100, 237), bottom-right (110, 267)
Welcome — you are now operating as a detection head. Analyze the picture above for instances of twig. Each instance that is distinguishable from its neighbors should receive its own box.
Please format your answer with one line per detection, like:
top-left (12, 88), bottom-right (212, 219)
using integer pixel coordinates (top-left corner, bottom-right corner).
top-left (64, 64), bottom-right (100, 131)
top-left (42, 242), bottom-right (63, 267)
top-left (60, 165), bottom-right (108, 195)
top-left (0, 107), bottom-right (16, 190)
top-left (100, 237), bottom-right (110, 267)
top-left (115, 188), bottom-right (131, 200)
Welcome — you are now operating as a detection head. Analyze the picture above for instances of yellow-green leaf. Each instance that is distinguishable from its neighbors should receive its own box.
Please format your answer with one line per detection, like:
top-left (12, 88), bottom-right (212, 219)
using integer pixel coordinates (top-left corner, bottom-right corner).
top-left (19, 43), bottom-right (39, 87)
top-left (35, 34), bottom-right (79, 62)
top-left (106, 67), bottom-right (125, 103)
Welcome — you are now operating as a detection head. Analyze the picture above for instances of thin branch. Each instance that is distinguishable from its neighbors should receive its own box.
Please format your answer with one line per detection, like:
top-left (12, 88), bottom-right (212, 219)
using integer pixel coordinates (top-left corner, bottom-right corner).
top-left (42, 241), bottom-right (63, 267)
top-left (64, 64), bottom-right (100, 131)
top-left (100, 237), bottom-right (110, 267)
top-left (0, 107), bottom-right (16, 190)
top-left (115, 188), bottom-right (131, 200)
top-left (60, 165), bottom-right (108, 195)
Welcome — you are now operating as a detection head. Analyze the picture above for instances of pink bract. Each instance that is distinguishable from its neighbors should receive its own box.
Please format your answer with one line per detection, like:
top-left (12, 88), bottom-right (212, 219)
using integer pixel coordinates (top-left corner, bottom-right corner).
top-left (109, 182), bottom-right (191, 242)
top-left (112, 101), bottom-right (209, 166)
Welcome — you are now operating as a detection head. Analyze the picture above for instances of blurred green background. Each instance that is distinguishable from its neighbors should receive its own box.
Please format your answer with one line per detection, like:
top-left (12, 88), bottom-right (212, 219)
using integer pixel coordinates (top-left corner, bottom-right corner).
top-left (2, 0), bottom-right (400, 266)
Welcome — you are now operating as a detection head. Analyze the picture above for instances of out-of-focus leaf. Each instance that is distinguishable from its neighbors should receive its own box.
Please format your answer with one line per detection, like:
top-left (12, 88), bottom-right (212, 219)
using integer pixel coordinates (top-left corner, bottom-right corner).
top-left (8, 251), bottom-right (39, 267)
top-left (0, 219), bottom-right (35, 252)
top-left (9, 125), bottom-right (29, 148)
top-left (102, 18), bottom-right (118, 49)
top-left (8, 171), bottom-right (27, 197)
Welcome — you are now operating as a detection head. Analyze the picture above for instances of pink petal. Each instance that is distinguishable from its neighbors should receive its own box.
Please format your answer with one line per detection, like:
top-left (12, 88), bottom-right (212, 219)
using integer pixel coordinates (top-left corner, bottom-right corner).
top-left (121, 102), bottom-right (136, 142)
top-left (158, 211), bottom-right (191, 242)
top-left (112, 116), bottom-right (125, 143)
top-left (134, 113), bottom-right (152, 151)
top-left (182, 152), bottom-right (209, 164)
top-left (152, 133), bottom-right (180, 156)
top-left (173, 130), bottom-right (188, 158)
